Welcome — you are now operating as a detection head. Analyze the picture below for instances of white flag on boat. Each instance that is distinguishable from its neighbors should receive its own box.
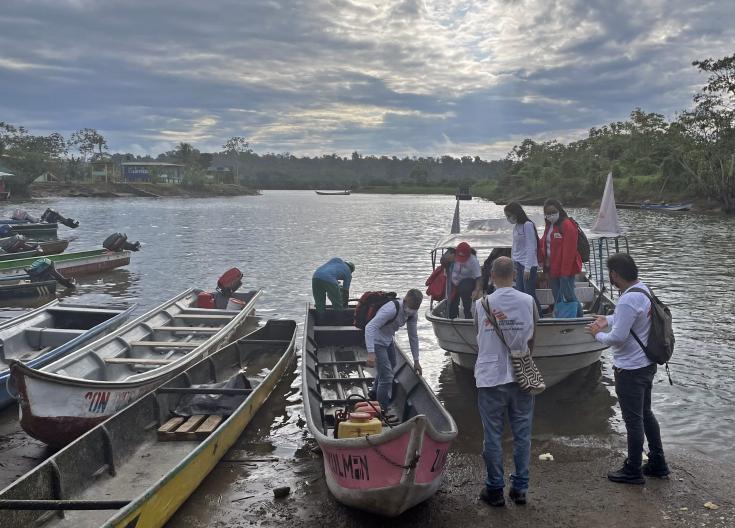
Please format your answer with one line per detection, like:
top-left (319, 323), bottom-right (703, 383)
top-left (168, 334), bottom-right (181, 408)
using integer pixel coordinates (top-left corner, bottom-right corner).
top-left (591, 172), bottom-right (622, 236)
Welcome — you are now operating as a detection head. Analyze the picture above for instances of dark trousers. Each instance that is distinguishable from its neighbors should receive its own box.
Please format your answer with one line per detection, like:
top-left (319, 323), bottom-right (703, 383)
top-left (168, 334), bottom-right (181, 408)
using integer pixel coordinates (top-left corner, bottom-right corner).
top-left (614, 363), bottom-right (664, 468)
top-left (449, 278), bottom-right (476, 319)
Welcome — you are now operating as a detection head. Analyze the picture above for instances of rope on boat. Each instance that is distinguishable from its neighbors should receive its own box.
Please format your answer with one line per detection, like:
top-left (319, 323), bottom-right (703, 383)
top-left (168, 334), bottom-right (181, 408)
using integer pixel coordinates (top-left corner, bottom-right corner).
top-left (450, 317), bottom-right (478, 353)
top-left (364, 434), bottom-right (419, 470)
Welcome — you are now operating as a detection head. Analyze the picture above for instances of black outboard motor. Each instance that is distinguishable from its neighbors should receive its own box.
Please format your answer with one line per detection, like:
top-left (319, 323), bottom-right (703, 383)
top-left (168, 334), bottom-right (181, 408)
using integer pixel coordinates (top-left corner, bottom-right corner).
top-left (25, 258), bottom-right (75, 289)
top-left (102, 233), bottom-right (141, 252)
top-left (40, 208), bottom-right (80, 229)
top-left (0, 234), bottom-right (37, 253)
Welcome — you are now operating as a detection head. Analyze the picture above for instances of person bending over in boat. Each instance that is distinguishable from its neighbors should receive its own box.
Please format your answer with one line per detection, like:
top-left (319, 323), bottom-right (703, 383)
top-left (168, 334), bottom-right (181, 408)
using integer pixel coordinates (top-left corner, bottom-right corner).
top-left (504, 202), bottom-right (542, 313)
top-left (447, 242), bottom-right (483, 319)
top-left (586, 253), bottom-right (669, 484)
top-left (474, 256), bottom-right (538, 507)
top-left (312, 257), bottom-right (355, 314)
top-left (538, 199), bottom-right (582, 316)
top-left (365, 289), bottom-right (423, 416)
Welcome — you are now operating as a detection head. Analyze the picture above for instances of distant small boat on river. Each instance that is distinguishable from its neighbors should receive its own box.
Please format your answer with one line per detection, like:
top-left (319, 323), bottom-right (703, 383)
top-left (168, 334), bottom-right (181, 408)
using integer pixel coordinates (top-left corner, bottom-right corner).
top-left (455, 185), bottom-right (472, 200)
top-left (617, 201), bottom-right (693, 211)
top-left (315, 190), bottom-right (351, 195)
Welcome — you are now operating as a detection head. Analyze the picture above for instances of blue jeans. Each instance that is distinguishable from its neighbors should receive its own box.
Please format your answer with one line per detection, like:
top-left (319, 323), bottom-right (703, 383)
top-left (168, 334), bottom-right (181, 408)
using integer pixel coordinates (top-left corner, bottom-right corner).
top-left (477, 383), bottom-right (535, 491)
top-left (550, 275), bottom-right (578, 304)
top-left (370, 342), bottom-right (397, 410)
top-left (513, 262), bottom-right (541, 313)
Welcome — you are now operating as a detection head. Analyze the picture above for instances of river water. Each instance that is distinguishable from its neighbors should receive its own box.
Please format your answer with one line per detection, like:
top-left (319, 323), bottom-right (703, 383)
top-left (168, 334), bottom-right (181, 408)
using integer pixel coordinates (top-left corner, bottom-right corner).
top-left (2, 191), bottom-right (734, 520)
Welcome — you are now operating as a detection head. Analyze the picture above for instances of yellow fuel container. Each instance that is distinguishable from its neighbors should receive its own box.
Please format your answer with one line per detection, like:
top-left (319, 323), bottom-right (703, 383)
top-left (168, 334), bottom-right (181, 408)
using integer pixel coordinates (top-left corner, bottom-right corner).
top-left (337, 412), bottom-right (382, 438)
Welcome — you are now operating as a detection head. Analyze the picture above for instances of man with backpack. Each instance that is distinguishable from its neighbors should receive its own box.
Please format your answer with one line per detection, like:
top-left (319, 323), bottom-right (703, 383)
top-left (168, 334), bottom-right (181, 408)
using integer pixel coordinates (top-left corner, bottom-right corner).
top-left (586, 253), bottom-right (670, 484)
top-left (364, 289), bottom-right (423, 413)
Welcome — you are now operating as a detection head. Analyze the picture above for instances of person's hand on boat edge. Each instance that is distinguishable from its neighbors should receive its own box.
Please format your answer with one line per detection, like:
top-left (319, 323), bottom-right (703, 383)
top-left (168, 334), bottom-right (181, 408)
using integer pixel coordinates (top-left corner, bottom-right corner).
top-left (366, 352), bottom-right (376, 368)
top-left (585, 315), bottom-right (608, 336)
top-left (413, 360), bottom-right (422, 376)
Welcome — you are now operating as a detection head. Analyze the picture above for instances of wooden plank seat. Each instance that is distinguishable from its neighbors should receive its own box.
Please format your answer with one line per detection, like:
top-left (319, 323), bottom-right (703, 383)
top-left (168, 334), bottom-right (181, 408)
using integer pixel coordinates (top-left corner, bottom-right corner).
top-left (104, 357), bottom-right (175, 365)
top-left (157, 414), bottom-right (224, 441)
top-left (154, 326), bottom-right (220, 333)
top-left (129, 341), bottom-right (204, 348)
top-left (536, 287), bottom-right (596, 306)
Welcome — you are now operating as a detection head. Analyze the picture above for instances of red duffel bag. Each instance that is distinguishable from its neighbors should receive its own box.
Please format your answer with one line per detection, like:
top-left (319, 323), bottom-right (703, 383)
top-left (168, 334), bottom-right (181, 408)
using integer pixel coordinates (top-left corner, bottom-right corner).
top-left (425, 266), bottom-right (447, 301)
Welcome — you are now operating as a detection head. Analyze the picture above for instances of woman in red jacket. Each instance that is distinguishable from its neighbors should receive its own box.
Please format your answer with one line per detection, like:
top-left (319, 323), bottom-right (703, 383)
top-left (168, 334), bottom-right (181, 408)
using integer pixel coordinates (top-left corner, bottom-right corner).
top-left (538, 199), bottom-right (582, 315)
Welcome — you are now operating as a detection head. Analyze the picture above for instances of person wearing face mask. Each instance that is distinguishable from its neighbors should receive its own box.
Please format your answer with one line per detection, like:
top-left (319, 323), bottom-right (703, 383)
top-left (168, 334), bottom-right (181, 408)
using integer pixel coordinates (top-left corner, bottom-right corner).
top-left (537, 198), bottom-right (582, 315)
top-left (586, 253), bottom-right (668, 484)
top-left (448, 241), bottom-right (484, 319)
top-left (504, 202), bottom-right (541, 313)
top-left (365, 289), bottom-right (423, 414)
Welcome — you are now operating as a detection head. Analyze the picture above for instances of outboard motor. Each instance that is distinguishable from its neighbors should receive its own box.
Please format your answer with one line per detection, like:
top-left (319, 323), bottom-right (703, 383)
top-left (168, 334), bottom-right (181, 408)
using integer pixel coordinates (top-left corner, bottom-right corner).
top-left (216, 268), bottom-right (243, 296)
top-left (40, 208), bottom-right (79, 229)
top-left (25, 258), bottom-right (75, 289)
top-left (0, 234), bottom-right (37, 253)
top-left (102, 233), bottom-right (141, 252)
top-left (12, 209), bottom-right (39, 223)
top-left (0, 224), bottom-right (13, 237)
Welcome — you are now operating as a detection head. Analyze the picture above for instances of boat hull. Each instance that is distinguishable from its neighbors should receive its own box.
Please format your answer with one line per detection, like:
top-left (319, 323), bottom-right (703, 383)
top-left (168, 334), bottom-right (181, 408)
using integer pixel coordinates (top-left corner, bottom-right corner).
top-left (10, 289), bottom-right (261, 446)
top-left (427, 304), bottom-right (608, 387)
top-left (0, 249), bottom-right (131, 279)
top-left (0, 279), bottom-right (57, 302)
top-left (302, 306), bottom-right (457, 516)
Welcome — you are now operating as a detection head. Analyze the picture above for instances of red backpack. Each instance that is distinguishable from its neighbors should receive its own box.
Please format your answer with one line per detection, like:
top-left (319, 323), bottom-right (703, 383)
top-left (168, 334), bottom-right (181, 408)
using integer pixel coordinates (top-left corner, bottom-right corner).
top-left (425, 266), bottom-right (446, 301)
top-left (353, 291), bottom-right (398, 330)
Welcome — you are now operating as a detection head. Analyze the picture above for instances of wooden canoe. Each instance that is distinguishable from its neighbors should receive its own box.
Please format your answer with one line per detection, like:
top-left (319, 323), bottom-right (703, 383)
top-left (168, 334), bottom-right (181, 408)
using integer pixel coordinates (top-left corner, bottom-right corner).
top-left (0, 238), bottom-right (70, 257)
top-left (6, 223), bottom-right (58, 237)
top-left (0, 319), bottom-right (297, 528)
top-left (315, 190), bottom-right (350, 195)
top-left (302, 306), bottom-right (457, 516)
top-left (0, 278), bottom-right (58, 301)
top-left (9, 288), bottom-right (262, 447)
top-left (0, 249), bottom-right (131, 279)
top-left (0, 301), bottom-right (135, 409)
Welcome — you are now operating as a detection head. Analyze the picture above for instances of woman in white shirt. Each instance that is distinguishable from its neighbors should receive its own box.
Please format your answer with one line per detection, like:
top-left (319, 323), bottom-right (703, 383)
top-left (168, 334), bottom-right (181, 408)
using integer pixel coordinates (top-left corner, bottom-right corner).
top-left (504, 202), bottom-right (541, 312)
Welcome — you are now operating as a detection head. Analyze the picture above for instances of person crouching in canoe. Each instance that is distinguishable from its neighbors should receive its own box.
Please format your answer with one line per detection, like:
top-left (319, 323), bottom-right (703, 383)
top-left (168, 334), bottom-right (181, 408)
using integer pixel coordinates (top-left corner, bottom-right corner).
top-left (365, 289), bottom-right (423, 418)
top-left (312, 258), bottom-right (355, 314)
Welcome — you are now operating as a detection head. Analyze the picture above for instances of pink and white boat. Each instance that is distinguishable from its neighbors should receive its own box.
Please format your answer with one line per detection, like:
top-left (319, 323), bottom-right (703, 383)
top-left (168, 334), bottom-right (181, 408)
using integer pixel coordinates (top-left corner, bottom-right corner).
top-left (302, 306), bottom-right (457, 516)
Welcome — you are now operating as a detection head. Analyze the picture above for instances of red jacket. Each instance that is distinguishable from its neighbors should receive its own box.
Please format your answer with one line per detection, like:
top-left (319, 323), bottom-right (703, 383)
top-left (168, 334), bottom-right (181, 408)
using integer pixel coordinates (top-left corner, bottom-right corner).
top-left (538, 218), bottom-right (582, 278)
top-left (425, 266), bottom-right (447, 301)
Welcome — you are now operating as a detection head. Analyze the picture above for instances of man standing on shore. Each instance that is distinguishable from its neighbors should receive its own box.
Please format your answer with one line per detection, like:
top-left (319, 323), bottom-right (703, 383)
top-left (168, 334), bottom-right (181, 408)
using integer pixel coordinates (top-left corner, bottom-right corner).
top-left (312, 257), bottom-right (354, 314)
top-left (474, 256), bottom-right (537, 507)
top-left (587, 253), bottom-right (669, 484)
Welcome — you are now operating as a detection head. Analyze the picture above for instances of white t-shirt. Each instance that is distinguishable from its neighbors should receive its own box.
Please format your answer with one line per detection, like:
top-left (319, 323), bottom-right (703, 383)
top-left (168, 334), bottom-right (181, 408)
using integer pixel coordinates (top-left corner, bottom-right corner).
top-left (595, 281), bottom-right (653, 370)
top-left (511, 220), bottom-right (539, 270)
top-left (451, 254), bottom-right (482, 285)
top-left (474, 287), bottom-right (538, 388)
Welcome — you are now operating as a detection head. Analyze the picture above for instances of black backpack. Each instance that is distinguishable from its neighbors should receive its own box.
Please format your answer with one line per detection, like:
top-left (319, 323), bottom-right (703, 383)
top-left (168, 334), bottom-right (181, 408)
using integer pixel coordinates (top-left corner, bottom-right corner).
top-left (569, 217), bottom-right (590, 263)
top-left (628, 287), bottom-right (675, 374)
top-left (353, 292), bottom-right (399, 330)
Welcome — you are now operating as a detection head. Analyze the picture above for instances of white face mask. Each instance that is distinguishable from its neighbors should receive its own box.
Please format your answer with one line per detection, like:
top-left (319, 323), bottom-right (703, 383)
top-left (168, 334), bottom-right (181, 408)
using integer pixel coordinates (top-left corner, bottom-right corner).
top-left (506, 215), bottom-right (517, 224)
top-left (404, 307), bottom-right (417, 317)
top-left (545, 213), bottom-right (560, 224)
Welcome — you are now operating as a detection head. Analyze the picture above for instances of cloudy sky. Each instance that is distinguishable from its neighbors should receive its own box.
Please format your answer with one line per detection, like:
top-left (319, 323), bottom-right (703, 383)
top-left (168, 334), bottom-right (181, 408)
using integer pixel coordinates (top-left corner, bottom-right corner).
top-left (1, 0), bottom-right (733, 158)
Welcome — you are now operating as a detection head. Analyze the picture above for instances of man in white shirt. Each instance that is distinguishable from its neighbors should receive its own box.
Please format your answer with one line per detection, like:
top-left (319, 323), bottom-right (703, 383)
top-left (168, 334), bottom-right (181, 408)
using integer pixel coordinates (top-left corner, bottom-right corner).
top-left (474, 257), bottom-right (538, 507)
top-left (587, 253), bottom-right (668, 484)
top-left (365, 289), bottom-right (423, 413)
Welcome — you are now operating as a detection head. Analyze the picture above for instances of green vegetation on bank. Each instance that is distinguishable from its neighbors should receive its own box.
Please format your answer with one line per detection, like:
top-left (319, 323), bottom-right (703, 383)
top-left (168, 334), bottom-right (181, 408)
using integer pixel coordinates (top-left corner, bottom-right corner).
top-left (355, 185), bottom-right (456, 195)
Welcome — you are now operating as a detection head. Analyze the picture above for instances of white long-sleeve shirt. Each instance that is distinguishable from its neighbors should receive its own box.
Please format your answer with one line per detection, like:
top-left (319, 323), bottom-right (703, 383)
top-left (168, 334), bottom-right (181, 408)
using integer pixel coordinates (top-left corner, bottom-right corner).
top-left (512, 220), bottom-right (539, 270)
top-left (364, 299), bottom-right (420, 360)
top-left (595, 281), bottom-right (653, 370)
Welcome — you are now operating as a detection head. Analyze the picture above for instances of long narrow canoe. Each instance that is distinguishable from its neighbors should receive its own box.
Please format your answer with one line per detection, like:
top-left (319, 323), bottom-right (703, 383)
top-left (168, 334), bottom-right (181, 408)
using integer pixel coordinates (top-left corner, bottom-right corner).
top-left (0, 318), bottom-right (297, 528)
top-left (0, 249), bottom-right (42, 261)
top-left (0, 301), bottom-right (135, 409)
top-left (6, 223), bottom-right (57, 237)
top-left (0, 277), bottom-right (58, 301)
top-left (0, 239), bottom-right (69, 259)
top-left (0, 249), bottom-right (131, 279)
top-left (303, 306), bottom-right (457, 516)
top-left (9, 288), bottom-right (262, 447)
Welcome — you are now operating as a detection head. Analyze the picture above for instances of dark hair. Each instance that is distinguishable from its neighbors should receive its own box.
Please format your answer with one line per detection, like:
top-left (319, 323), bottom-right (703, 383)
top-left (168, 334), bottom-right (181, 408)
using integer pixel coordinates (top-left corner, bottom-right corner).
top-left (504, 202), bottom-right (530, 224)
top-left (543, 198), bottom-right (569, 224)
top-left (606, 253), bottom-right (638, 281)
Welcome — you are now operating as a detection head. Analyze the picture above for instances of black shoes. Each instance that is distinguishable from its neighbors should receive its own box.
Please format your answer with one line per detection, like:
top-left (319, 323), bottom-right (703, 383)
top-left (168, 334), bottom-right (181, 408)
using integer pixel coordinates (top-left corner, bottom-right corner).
top-left (479, 487), bottom-right (505, 507)
top-left (509, 488), bottom-right (527, 505)
top-left (642, 454), bottom-right (670, 478)
top-left (608, 459), bottom-right (645, 485)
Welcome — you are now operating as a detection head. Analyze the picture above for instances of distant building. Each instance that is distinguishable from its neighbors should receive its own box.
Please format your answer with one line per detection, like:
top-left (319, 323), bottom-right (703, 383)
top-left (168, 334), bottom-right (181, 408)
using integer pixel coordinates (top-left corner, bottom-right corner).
top-left (91, 158), bottom-right (118, 182)
top-left (121, 162), bottom-right (184, 184)
top-left (206, 165), bottom-right (234, 184)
